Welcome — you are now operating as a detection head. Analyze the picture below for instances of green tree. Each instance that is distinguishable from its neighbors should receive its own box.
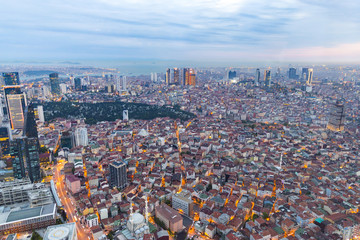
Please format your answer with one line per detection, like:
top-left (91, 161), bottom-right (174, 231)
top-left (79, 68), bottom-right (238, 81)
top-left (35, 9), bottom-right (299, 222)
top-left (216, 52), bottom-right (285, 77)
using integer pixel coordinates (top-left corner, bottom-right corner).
top-left (31, 231), bottom-right (43, 240)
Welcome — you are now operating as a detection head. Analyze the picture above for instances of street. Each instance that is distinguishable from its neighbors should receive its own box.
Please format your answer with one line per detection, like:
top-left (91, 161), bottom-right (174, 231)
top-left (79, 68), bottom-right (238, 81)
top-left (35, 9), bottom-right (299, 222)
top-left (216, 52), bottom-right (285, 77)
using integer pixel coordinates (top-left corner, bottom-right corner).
top-left (54, 162), bottom-right (93, 240)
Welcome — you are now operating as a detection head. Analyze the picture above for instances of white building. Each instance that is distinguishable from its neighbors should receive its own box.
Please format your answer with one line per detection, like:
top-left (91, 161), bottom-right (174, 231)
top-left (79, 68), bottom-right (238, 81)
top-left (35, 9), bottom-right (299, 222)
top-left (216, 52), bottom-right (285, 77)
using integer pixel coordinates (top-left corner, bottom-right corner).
top-left (99, 208), bottom-right (108, 220)
top-left (172, 190), bottom-right (193, 216)
top-left (123, 110), bottom-right (129, 121)
top-left (37, 105), bottom-right (45, 123)
top-left (59, 83), bottom-right (67, 94)
top-left (86, 214), bottom-right (99, 228)
top-left (75, 127), bottom-right (88, 147)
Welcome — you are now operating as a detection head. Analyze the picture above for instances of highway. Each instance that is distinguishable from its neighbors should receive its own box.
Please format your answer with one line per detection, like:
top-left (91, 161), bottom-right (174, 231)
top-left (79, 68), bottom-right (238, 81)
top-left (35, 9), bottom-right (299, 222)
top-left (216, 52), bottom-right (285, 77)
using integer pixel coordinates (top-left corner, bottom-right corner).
top-left (54, 162), bottom-right (93, 240)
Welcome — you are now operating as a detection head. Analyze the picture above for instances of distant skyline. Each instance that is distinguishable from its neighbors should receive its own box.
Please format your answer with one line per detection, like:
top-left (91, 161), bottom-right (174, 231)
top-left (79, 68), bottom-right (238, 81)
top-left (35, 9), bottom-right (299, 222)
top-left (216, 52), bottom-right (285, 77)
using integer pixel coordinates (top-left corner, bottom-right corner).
top-left (1, 0), bottom-right (360, 64)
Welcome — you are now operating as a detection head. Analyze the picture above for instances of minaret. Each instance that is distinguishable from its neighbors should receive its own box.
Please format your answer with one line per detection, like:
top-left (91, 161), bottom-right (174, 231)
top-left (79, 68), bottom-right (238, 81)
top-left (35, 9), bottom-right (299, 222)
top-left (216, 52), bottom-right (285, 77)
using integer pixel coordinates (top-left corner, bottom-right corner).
top-left (145, 196), bottom-right (149, 223)
top-left (279, 152), bottom-right (283, 170)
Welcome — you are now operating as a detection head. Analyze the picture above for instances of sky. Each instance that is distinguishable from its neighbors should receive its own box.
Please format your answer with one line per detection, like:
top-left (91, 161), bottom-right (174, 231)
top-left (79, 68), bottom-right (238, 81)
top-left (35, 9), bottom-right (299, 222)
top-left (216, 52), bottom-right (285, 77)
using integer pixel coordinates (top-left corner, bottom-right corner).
top-left (1, 0), bottom-right (360, 64)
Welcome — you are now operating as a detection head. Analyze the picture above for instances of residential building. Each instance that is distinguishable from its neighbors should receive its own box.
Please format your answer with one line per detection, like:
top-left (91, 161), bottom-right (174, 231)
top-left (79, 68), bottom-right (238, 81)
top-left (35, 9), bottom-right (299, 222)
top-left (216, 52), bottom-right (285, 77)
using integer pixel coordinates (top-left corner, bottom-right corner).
top-left (155, 204), bottom-right (183, 233)
top-left (172, 190), bottom-right (193, 216)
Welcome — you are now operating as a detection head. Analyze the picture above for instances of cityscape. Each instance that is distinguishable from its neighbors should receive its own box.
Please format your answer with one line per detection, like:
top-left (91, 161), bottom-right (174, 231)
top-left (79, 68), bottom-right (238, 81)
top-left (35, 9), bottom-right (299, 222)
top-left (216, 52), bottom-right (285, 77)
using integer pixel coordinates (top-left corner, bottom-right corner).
top-left (1, 0), bottom-right (360, 240)
top-left (0, 64), bottom-right (359, 240)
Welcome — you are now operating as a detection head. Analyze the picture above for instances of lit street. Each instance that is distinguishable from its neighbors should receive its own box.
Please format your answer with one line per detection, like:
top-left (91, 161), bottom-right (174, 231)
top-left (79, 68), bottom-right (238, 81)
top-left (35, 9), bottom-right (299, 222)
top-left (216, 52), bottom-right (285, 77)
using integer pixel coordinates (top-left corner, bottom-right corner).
top-left (54, 162), bottom-right (93, 240)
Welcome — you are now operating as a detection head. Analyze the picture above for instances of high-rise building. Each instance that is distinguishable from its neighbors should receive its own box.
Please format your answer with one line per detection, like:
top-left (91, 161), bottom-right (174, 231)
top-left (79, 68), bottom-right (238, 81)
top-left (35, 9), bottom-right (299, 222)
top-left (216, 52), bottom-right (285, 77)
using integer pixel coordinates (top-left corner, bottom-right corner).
top-left (301, 68), bottom-right (309, 82)
top-left (180, 68), bottom-right (188, 86)
top-left (4, 86), bottom-right (27, 129)
top-left (255, 69), bottom-right (260, 86)
top-left (49, 73), bottom-right (60, 95)
top-left (59, 84), bottom-right (67, 94)
top-left (116, 76), bottom-right (121, 93)
top-left (306, 68), bottom-right (313, 85)
top-left (35, 105), bottom-right (45, 123)
top-left (10, 136), bottom-right (40, 182)
top-left (173, 68), bottom-right (180, 85)
top-left (2, 72), bottom-right (20, 86)
top-left (165, 68), bottom-right (170, 85)
top-left (189, 69), bottom-right (196, 86)
top-left (74, 78), bottom-right (82, 91)
top-left (228, 70), bottom-right (236, 80)
top-left (122, 76), bottom-right (127, 91)
top-left (327, 101), bottom-right (345, 132)
top-left (123, 110), bottom-right (129, 121)
top-left (0, 125), bottom-right (11, 157)
top-left (288, 68), bottom-right (297, 79)
top-left (74, 127), bottom-right (88, 147)
top-left (264, 70), bottom-right (271, 87)
top-left (10, 104), bottom-right (41, 182)
top-left (109, 161), bottom-right (127, 189)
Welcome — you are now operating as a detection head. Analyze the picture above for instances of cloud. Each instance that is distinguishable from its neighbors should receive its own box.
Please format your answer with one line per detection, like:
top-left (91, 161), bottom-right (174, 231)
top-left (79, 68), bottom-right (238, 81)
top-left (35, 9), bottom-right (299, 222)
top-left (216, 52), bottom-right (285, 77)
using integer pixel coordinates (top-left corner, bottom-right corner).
top-left (0, 0), bottom-right (359, 62)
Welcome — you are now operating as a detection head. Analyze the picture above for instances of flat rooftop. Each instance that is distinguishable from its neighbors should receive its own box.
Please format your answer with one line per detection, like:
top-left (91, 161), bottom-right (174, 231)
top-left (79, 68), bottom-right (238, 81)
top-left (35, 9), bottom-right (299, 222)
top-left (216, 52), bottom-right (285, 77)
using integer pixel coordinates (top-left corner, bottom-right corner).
top-left (0, 203), bottom-right (56, 225)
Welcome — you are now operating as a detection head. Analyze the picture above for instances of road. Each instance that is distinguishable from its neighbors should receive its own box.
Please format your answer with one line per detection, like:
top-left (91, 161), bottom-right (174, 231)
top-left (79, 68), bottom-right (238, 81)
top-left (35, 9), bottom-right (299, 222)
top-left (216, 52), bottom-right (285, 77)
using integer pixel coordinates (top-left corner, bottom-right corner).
top-left (54, 162), bottom-right (93, 240)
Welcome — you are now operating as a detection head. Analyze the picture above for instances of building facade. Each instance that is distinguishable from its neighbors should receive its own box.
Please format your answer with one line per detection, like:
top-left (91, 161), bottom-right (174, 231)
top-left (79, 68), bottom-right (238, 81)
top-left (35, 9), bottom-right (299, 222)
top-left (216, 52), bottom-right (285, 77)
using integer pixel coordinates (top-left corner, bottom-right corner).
top-left (155, 204), bottom-right (183, 233)
top-left (109, 161), bottom-right (127, 189)
top-left (49, 73), bottom-right (60, 95)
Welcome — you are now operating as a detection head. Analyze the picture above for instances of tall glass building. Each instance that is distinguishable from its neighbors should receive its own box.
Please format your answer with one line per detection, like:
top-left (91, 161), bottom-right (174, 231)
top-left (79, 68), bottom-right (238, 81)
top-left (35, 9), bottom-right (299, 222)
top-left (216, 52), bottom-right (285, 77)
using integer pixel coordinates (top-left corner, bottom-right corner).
top-left (4, 86), bottom-right (27, 130)
top-left (10, 104), bottom-right (41, 182)
top-left (109, 161), bottom-right (127, 189)
top-left (49, 73), bottom-right (60, 95)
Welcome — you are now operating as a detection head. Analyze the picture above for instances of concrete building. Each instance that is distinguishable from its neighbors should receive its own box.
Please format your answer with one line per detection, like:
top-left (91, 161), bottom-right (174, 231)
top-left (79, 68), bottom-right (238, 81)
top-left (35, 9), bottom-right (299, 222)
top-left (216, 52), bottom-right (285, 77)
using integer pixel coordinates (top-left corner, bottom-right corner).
top-left (327, 101), bottom-right (345, 132)
top-left (0, 203), bottom-right (56, 235)
top-left (65, 175), bottom-right (81, 194)
top-left (155, 204), bottom-right (183, 233)
top-left (123, 110), bottom-right (129, 121)
top-left (74, 127), bottom-right (88, 147)
top-left (172, 190), bottom-right (193, 216)
top-left (109, 161), bottom-right (127, 189)
top-left (86, 214), bottom-right (99, 228)
top-left (0, 179), bottom-right (53, 207)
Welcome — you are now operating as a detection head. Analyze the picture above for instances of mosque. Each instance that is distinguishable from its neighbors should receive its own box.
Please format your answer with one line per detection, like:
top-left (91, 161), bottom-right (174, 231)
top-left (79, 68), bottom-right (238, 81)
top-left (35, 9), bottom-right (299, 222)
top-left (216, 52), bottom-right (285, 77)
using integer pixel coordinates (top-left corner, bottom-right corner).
top-left (124, 199), bottom-right (150, 239)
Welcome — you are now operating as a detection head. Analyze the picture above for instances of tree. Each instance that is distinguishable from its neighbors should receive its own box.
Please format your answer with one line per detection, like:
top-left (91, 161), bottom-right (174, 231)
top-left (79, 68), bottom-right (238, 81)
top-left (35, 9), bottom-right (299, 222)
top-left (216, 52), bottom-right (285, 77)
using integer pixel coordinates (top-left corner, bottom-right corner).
top-left (31, 231), bottom-right (43, 240)
top-left (206, 184), bottom-right (212, 192)
top-left (107, 231), bottom-right (115, 240)
top-left (262, 212), bottom-right (269, 220)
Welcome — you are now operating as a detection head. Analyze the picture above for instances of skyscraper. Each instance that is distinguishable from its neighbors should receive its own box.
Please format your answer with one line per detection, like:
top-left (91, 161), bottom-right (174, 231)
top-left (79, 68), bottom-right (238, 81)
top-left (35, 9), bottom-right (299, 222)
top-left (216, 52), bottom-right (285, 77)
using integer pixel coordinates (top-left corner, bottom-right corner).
top-left (288, 68), bottom-right (297, 79)
top-left (264, 70), bottom-right (271, 87)
top-left (109, 161), bottom-right (127, 188)
top-left (75, 127), bottom-right (88, 147)
top-left (189, 69), bottom-right (196, 86)
top-left (180, 68), bottom-right (188, 86)
top-left (0, 125), bottom-right (11, 157)
top-left (10, 137), bottom-right (40, 182)
top-left (122, 76), bottom-right (127, 91)
top-left (173, 68), bottom-right (180, 85)
top-left (10, 104), bottom-right (40, 182)
top-left (255, 69), bottom-right (260, 86)
top-left (35, 105), bottom-right (45, 123)
top-left (49, 73), bottom-right (60, 95)
top-left (74, 77), bottom-right (82, 91)
top-left (2, 72), bottom-right (20, 86)
top-left (306, 68), bottom-right (313, 85)
top-left (301, 68), bottom-right (309, 82)
top-left (165, 68), bottom-right (170, 85)
top-left (327, 101), bottom-right (345, 132)
top-left (123, 110), bottom-right (129, 121)
top-left (228, 70), bottom-right (236, 80)
top-left (4, 86), bottom-right (27, 129)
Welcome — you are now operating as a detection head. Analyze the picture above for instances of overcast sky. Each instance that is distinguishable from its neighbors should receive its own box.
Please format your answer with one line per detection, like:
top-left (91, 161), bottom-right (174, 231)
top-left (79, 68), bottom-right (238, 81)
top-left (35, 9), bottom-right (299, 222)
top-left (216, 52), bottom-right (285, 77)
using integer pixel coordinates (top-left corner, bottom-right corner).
top-left (1, 0), bottom-right (360, 63)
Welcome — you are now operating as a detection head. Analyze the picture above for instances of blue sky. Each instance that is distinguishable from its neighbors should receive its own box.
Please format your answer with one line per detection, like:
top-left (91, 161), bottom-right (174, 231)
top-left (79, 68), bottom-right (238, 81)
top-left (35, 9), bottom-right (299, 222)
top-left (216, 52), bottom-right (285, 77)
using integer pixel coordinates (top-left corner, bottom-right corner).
top-left (1, 0), bottom-right (360, 63)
